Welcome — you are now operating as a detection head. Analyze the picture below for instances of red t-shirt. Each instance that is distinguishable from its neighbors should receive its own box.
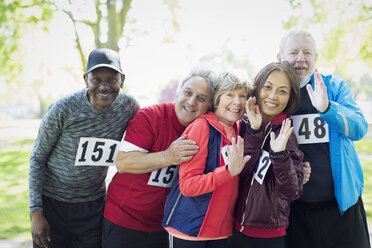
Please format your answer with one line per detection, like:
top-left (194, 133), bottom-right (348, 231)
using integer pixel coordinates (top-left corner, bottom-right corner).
top-left (104, 103), bottom-right (185, 232)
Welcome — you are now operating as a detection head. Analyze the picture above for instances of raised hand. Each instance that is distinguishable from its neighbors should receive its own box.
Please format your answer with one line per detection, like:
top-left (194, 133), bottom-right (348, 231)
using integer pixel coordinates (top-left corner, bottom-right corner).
top-left (306, 69), bottom-right (330, 113)
top-left (245, 96), bottom-right (262, 130)
top-left (164, 135), bottom-right (199, 165)
top-left (226, 136), bottom-right (251, 177)
top-left (270, 118), bottom-right (293, 153)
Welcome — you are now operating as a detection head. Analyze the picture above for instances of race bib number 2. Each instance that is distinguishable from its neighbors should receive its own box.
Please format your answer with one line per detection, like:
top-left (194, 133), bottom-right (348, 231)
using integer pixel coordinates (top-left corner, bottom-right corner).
top-left (75, 137), bottom-right (120, 166)
top-left (254, 150), bottom-right (271, 184)
top-left (290, 114), bottom-right (329, 144)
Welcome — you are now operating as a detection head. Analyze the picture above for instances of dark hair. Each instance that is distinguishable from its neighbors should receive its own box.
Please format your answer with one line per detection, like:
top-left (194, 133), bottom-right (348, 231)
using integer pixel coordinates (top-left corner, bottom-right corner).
top-left (252, 61), bottom-right (300, 115)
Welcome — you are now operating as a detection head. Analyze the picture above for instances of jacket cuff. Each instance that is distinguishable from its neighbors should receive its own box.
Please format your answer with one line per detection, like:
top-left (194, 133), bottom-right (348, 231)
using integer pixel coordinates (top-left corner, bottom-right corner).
top-left (271, 150), bottom-right (288, 157)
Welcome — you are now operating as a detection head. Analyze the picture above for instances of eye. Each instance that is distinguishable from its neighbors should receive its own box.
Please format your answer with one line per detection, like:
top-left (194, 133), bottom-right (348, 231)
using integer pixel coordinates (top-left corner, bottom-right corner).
top-left (280, 89), bottom-right (289, 94)
top-left (91, 78), bottom-right (101, 84)
top-left (197, 96), bottom-right (207, 102)
top-left (183, 90), bottom-right (192, 96)
top-left (289, 51), bottom-right (297, 55)
top-left (239, 94), bottom-right (247, 99)
top-left (107, 78), bottom-right (118, 84)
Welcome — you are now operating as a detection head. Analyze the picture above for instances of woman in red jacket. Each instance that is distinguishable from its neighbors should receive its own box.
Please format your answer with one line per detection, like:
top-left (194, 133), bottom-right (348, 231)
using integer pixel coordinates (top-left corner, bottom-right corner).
top-left (230, 62), bottom-right (304, 248)
top-left (162, 72), bottom-right (251, 248)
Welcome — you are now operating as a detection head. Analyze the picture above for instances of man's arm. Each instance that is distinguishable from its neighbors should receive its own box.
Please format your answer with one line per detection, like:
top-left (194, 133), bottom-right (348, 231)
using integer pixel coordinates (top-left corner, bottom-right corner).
top-left (116, 135), bottom-right (199, 174)
top-left (29, 103), bottom-right (64, 248)
top-left (307, 70), bottom-right (368, 140)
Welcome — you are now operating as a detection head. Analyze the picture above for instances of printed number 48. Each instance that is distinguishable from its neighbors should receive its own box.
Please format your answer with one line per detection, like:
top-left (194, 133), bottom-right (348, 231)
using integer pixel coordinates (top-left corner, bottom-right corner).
top-left (298, 117), bottom-right (326, 140)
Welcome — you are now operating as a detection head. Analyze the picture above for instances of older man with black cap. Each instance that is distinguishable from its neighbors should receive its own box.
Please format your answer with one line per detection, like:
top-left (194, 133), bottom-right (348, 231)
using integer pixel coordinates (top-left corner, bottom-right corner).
top-left (29, 48), bottom-right (139, 248)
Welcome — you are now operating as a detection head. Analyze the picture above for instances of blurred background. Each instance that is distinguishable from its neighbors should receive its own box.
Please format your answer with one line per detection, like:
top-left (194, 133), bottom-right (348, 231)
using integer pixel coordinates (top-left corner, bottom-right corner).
top-left (0, 0), bottom-right (371, 246)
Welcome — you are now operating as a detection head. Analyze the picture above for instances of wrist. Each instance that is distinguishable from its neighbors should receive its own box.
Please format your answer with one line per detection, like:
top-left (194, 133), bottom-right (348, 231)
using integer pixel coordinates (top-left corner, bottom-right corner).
top-left (319, 101), bottom-right (330, 114)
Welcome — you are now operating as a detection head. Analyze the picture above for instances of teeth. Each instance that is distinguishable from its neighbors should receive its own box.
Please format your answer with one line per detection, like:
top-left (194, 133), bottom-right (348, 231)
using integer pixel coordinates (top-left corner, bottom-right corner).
top-left (183, 106), bottom-right (195, 112)
top-left (265, 102), bottom-right (277, 107)
top-left (228, 108), bottom-right (240, 113)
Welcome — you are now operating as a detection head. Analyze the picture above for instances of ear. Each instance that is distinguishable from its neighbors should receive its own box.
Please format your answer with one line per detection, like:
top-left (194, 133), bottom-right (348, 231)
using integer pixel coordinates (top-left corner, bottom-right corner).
top-left (315, 52), bottom-right (318, 62)
top-left (276, 53), bottom-right (282, 62)
top-left (83, 74), bottom-right (89, 88)
top-left (120, 74), bottom-right (125, 88)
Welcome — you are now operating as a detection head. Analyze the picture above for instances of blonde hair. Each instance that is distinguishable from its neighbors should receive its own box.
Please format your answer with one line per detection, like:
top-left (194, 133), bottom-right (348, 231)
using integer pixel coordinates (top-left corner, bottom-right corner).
top-left (213, 72), bottom-right (249, 110)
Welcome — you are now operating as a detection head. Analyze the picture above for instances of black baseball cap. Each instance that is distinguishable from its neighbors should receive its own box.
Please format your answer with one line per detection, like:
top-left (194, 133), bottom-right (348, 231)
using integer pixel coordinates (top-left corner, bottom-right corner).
top-left (86, 48), bottom-right (123, 74)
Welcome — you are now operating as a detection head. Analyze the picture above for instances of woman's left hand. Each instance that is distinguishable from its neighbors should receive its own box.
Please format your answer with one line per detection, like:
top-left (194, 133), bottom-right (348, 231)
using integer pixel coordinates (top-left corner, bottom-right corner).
top-left (270, 118), bottom-right (293, 153)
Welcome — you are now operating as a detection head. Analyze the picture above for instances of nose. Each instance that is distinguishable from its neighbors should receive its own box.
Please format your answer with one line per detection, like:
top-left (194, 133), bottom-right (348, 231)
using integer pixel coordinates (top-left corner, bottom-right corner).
top-left (268, 90), bottom-right (278, 100)
top-left (98, 82), bottom-right (110, 90)
top-left (187, 95), bottom-right (197, 106)
top-left (296, 50), bottom-right (305, 62)
top-left (232, 95), bottom-right (240, 104)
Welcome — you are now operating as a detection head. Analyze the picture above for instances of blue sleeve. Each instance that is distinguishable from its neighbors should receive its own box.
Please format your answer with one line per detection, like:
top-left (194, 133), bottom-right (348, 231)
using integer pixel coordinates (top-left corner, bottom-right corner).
top-left (320, 75), bottom-right (368, 141)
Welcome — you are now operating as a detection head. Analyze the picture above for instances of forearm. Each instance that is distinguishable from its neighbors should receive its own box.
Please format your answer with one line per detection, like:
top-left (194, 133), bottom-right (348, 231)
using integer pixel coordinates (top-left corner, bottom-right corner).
top-left (115, 151), bottom-right (172, 174)
top-left (321, 101), bottom-right (368, 140)
top-left (29, 156), bottom-right (46, 212)
top-left (179, 166), bottom-right (232, 197)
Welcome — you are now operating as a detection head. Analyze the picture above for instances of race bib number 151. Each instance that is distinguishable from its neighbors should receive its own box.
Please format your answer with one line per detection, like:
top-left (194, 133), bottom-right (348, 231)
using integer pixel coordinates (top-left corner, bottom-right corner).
top-left (75, 137), bottom-right (120, 166)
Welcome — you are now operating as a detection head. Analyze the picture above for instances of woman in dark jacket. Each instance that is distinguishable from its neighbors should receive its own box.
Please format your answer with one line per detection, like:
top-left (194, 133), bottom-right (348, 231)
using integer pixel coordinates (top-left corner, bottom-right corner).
top-left (230, 62), bottom-right (304, 248)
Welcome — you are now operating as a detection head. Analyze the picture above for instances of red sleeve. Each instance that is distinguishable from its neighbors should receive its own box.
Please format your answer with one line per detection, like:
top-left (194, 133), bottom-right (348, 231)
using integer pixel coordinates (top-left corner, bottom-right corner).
top-left (179, 118), bottom-right (232, 197)
top-left (123, 108), bottom-right (155, 151)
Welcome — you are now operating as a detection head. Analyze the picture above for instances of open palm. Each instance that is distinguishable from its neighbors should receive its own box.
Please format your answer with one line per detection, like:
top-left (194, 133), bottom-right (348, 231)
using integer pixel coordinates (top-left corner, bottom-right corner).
top-left (270, 118), bottom-right (293, 153)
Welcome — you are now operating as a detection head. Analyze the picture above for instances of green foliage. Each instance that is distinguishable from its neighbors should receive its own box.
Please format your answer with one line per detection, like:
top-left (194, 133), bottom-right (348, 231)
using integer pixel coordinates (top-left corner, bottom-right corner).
top-left (0, 0), bottom-right (55, 84)
top-left (283, 0), bottom-right (372, 99)
top-left (361, 158), bottom-right (372, 222)
top-left (0, 145), bottom-right (32, 240)
top-left (355, 137), bottom-right (372, 154)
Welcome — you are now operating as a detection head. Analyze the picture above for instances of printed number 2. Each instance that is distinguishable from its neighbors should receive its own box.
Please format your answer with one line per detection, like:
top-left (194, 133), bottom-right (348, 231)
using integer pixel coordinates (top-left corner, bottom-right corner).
top-left (298, 117), bottom-right (326, 140)
top-left (255, 156), bottom-right (270, 180)
top-left (78, 141), bottom-right (117, 163)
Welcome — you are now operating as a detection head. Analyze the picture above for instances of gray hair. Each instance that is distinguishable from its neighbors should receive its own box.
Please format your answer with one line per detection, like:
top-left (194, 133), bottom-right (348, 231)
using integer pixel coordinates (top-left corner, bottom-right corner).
top-left (213, 72), bottom-right (249, 110)
top-left (279, 28), bottom-right (317, 56)
top-left (176, 67), bottom-right (218, 103)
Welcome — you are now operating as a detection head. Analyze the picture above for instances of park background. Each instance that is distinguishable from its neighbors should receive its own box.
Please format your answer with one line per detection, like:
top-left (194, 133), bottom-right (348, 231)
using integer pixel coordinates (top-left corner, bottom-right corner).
top-left (0, 0), bottom-right (371, 247)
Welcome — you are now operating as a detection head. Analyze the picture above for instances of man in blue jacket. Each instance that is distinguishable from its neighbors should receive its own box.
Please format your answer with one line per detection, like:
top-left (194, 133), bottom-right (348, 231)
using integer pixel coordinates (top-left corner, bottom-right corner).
top-left (277, 28), bottom-right (370, 248)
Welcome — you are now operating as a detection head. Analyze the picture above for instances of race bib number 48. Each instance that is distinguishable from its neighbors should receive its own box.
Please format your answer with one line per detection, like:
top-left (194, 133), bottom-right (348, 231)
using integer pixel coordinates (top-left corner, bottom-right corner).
top-left (75, 137), bottom-right (120, 166)
top-left (290, 114), bottom-right (329, 144)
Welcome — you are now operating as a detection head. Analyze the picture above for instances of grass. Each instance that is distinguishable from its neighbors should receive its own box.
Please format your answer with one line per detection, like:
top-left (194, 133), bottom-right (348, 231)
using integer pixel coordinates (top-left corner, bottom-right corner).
top-left (0, 137), bottom-right (371, 240)
top-left (0, 141), bottom-right (32, 240)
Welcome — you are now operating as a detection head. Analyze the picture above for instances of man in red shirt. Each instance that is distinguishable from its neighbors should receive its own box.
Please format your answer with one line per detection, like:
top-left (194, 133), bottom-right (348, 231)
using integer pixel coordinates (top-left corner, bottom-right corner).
top-left (102, 68), bottom-right (218, 248)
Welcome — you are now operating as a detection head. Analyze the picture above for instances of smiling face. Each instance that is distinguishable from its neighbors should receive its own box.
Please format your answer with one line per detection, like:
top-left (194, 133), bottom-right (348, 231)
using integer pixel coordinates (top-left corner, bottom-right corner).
top-left (84, 67), bottom-right (124, 111)
top-left (175, 76), bottom-right (212, 126)
top-left (214, 87), bottom-right (247, 127)
top-left (258, 71), bottom-right (290, 123)
top-left (278, 35), bottom-right (317, 84)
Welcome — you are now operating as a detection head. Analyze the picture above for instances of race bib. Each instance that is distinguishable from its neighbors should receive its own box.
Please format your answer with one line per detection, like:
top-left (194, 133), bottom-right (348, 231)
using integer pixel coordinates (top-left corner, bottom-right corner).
top-left (148, 165), bottom-right (179, 188)
top-left (75, 137), bottom-right (120, 166)
top-left (254, 150), bottom-right (271, 184)
top-left (290, 114), bottom-right (329, 144)
top-left (221, 145), bottom-right (233, 165)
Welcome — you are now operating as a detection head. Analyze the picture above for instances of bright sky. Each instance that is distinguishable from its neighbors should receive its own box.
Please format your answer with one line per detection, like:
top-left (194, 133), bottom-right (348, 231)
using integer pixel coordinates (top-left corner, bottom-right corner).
top-left (14, 0), bottom-right (368, 113)
top-left (120, 0), bottom-right (296, 106)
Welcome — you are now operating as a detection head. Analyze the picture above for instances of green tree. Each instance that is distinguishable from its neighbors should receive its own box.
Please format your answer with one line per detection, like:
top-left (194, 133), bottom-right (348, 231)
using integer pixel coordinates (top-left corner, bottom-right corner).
top-left (0, 0), bottom-right (54, 83)
top-left (283, 0), bottom-right (372, 98)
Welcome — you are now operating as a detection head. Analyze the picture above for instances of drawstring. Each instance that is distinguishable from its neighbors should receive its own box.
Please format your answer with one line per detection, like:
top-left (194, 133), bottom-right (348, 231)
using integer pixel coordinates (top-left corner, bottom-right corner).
top-left (261, 122), bottom-right (272, 149)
